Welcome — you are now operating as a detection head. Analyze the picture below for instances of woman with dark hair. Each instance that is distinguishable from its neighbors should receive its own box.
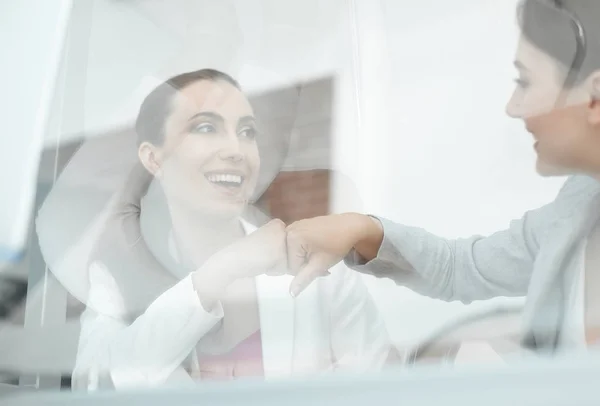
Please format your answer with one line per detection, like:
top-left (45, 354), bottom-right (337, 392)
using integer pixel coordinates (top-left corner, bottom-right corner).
top-left (72, 69), bottom-right (392, 390)
top-left (285, 0), bottom-right (600, 355)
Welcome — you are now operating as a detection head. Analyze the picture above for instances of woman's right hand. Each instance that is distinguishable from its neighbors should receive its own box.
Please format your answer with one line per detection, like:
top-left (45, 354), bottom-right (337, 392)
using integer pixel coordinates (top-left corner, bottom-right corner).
top-left (286, 213), bottom-right (384, 297)
top-left (191, 219), bottom-right (287, 308)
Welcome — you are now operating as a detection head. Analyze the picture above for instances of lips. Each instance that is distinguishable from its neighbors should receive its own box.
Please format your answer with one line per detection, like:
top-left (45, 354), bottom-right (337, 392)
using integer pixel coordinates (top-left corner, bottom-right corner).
top-left (204, 171), bottom-right (247, 192)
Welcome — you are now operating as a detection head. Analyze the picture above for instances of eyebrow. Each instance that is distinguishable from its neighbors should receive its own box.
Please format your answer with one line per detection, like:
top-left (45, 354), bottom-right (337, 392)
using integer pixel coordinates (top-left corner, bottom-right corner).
top-left (187, 112), bottom-right (256, 126)
top-left (187, 111), bottom-right (224, 123)
top-left (238, 115), bottom-right (256, 125)
top-left (514, 61), bottom-right (529, 72)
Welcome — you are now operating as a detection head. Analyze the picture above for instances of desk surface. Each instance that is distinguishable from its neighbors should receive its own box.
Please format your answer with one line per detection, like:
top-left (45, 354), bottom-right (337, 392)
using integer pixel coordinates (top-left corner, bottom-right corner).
top-left (4, 353), bottom-right (600, 406)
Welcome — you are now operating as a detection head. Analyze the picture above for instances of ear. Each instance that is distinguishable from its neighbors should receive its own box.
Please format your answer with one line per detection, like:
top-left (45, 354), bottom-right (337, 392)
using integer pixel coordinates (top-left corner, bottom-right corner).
top-left (587, 71), bottom-right (600, 126)
top-left (138, 141), bottom-right (163, 177)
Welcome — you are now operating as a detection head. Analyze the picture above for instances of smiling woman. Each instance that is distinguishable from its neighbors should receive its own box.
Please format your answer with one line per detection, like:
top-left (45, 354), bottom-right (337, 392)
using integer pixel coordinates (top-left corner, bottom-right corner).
top-left (135, 70), bottom-right (260, 219)
top-left (71, 68), bottom-right (394, 390)
top-left (506, 0), bottom-right (600, 176)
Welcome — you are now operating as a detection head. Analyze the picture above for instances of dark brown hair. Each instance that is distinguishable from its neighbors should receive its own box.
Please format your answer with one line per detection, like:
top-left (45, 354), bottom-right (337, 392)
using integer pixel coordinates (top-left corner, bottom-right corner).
top-left (518, 0), bottom-right (600, 87)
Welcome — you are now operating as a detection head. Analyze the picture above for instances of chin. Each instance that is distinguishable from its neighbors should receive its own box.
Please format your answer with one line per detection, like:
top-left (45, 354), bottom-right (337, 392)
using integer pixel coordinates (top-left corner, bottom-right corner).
top-left (535, 159), bottom-right (573, 177)
top-left (205, 200), bottom-right (247, 220)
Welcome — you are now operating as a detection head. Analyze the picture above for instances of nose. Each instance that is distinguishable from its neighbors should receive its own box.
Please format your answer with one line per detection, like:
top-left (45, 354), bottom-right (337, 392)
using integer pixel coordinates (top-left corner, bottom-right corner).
top-left (217, 133), bottom-right (244, 163)
top-left (505, 91), bottom-right (522, 119)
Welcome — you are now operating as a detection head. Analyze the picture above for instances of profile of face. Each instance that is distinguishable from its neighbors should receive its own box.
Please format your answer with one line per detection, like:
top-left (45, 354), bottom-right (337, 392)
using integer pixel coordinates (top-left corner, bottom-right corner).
top-left (506, 38), bottom-right (600, 176)
top-left (139, 79), bottom-right (260, 218)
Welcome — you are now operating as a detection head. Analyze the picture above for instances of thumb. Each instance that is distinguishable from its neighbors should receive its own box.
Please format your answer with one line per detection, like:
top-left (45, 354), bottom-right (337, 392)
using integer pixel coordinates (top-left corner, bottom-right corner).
top-left (264, 218), bottom-right (285, 230)
top-left (289, 255), bottom-right (330, 298)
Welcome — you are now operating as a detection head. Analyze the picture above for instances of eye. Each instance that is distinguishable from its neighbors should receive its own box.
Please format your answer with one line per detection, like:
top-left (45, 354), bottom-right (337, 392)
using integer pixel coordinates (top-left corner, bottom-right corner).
top-left (238, 126), bottom-right (258, 140)
top-left (514, 78), bottom-right (531, 89)
top-left (190, 122), bottom-right (216, 134)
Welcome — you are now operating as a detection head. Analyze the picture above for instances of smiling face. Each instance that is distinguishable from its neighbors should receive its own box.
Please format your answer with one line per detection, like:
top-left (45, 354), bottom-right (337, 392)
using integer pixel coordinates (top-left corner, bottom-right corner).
top-left (139, 79), bottom-right (260, 219)
top-left (505, 37), bottom-right (600, 176)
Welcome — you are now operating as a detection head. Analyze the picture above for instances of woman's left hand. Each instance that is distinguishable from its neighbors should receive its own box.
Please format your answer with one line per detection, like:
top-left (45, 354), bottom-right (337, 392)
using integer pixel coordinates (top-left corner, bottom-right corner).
top-left (191, 219), bottom-right (288, 307)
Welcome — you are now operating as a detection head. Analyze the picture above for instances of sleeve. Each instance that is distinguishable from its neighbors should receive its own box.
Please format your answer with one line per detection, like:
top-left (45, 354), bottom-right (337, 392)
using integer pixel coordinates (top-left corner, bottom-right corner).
top-left (326, 264), bottom-right (393, 371)
top-left (72, 261), bottom-right (224, 391)
top-left (345, 175), bottom-right (597, 304)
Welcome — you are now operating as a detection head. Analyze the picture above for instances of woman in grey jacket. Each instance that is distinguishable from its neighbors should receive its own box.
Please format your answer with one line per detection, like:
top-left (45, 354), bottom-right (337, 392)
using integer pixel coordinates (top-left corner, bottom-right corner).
top-left (285, 0), bottom-right (600, 354)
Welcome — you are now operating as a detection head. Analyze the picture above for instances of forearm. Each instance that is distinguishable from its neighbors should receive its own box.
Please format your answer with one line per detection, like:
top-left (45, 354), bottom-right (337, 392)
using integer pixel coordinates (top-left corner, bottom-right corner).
top-left (78, 271), bottom-right (224, 390)
top-left (347, 216), bottom-right (535, 303)
top-left (191, 260), bottom-right (233, 312)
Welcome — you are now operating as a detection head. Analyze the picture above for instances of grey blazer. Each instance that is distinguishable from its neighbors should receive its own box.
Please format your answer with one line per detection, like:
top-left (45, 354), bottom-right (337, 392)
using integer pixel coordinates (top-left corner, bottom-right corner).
top-left (347, 175), bottom-right (600, 353)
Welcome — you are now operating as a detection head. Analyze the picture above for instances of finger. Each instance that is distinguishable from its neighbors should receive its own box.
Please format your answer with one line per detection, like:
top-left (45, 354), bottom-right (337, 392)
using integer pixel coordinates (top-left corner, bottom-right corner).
top-left (289, 256), bottom-right (330, 298)
top-left (266, 218), bottom-right (285, 228)
top-left (285, 228), bottom-right (308, 273)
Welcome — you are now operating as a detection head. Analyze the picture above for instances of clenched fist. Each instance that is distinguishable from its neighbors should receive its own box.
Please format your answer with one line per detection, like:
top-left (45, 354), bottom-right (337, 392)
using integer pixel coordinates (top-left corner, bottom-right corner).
top-left (285, 213), bottom-right (383, 297)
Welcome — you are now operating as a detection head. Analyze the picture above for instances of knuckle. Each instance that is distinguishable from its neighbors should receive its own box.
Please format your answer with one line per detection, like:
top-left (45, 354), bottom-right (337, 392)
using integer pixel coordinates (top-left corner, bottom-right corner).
top-left (287, 225), bottom-right (304, 240)
top-left (286, 220), bottom-right (302, 232)
top-left (285, 228), bottom-right (298, 242)
top-left (269, 218), bottom-right (286, 230)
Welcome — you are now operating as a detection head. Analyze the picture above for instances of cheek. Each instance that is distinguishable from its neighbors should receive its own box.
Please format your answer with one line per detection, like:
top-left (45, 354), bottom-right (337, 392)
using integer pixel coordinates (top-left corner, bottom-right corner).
top-left (160, 140), bottom-right (212, 188)
top-left (528, 110), bottom-right (590, 166)
top-left (241, 145), bottom-right (260, 194)
top-left (516, 80), bottom-right (564, 119)
top-left (247, 144), bottom-right (260, 172)
top-left (526, 107), bottom-right (574, 138)
top-left (172, 137), bottom-right (215, 168)
top-left (524, 114), bottom-right (552, 137)
top-left (521, 94), bottom-right (558, 118)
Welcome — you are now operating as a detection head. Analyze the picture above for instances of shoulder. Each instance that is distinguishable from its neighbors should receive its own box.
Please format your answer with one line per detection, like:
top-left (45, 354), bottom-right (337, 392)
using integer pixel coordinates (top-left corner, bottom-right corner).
top-left (556, 175), bottom-right (600, 201)
top-left (536, 175), bottom-right (600, 224)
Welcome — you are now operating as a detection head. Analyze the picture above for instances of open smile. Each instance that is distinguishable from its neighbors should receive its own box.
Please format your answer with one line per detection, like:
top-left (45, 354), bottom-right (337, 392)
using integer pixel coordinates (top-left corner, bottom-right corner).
top-left (204, 171), bottom-right (246, 191)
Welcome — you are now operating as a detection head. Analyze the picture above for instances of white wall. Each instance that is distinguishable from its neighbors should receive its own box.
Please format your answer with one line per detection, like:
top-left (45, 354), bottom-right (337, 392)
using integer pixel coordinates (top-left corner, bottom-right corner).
top-left (42, 0), bottom-right (569, 347)
top-left (354, 0), bottom-right (567, 345)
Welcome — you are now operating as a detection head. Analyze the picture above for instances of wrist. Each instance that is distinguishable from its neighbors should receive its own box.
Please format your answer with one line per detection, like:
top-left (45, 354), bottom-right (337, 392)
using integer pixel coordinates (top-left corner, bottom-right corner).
top-left (343, 213), bottom-right (383, 262)
top-left (340, 213), bottom-right (378, 243)
top-left (191, 261), bottom-right (234, 306)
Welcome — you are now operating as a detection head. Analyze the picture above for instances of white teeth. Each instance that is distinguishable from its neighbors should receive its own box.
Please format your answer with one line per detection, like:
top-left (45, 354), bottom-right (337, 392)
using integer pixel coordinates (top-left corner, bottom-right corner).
top-left (206, 174), bottom-right (243, 184)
